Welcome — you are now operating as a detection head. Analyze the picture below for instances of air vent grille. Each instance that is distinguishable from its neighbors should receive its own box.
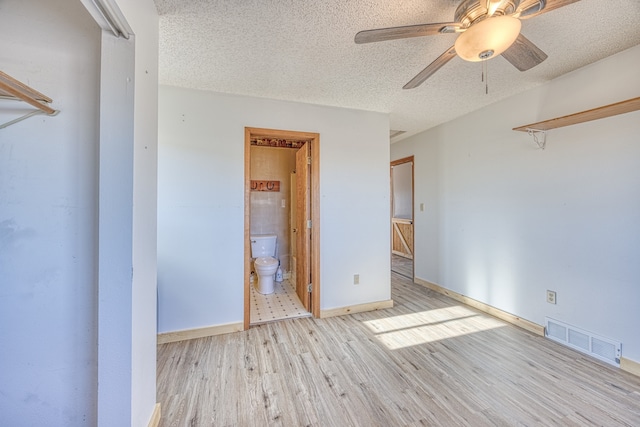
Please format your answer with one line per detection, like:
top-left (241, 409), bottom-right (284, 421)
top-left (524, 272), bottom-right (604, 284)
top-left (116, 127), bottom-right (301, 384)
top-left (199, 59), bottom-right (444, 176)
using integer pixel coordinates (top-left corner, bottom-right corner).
top-left (568, 329), bottom-right (589, 351)
top-left (545, 318), bottom-right (621, 366)
top-left (547, 321), bottom-right (566, 341)
top-left (390, 130), bottom-right (406, 139)
top-left (592, 337), bottom-right (617, 362)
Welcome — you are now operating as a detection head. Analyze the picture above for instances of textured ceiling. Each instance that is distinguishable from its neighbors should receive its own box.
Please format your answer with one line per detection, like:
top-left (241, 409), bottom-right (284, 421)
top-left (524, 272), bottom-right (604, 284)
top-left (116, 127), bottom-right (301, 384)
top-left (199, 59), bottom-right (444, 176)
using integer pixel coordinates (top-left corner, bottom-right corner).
top-left (155, 0), bottom-right (640, 142)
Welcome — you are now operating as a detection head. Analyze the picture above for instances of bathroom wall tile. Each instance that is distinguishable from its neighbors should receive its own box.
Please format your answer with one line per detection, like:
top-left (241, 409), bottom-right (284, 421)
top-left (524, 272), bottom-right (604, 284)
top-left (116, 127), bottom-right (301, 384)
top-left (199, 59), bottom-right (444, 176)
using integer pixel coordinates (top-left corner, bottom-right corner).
top-left (250, 146), bottom-right (296, 272)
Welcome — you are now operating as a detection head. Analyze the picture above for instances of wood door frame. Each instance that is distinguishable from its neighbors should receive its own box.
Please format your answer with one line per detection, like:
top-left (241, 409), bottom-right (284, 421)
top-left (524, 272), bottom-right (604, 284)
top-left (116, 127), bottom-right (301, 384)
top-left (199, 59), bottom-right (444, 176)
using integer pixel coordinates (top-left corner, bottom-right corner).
top-left (244, 127), bottom-right (321, 330)
top-left (295, 142), bottom-right (311, 311)
top-left (390, 156), bottom-right (414, 277)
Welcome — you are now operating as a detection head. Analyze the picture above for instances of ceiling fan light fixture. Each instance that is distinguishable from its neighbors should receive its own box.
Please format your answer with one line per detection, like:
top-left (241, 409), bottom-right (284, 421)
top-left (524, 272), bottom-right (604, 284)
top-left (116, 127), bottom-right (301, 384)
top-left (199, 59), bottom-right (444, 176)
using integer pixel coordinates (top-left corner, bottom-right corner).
top-left (487, 0), bottom-right (504, 16)
top-left (454, 15), bottom-right (521, 62)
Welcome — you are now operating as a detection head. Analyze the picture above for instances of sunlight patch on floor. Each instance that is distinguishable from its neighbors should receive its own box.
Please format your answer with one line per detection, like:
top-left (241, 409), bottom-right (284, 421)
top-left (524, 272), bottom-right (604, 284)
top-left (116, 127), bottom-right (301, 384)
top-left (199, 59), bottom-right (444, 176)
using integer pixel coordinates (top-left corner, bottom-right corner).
top-left (364, 306), bottom-right (505, 350)
top-left (364, 305), bottom-right (479, 333)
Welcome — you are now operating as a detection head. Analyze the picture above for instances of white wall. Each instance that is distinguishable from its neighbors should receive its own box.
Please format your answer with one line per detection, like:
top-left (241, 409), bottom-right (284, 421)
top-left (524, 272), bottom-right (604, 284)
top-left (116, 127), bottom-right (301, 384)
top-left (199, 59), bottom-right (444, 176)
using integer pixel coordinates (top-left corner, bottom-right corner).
top-left (392, 45), bottom-right (640, 362)
top-left (91, 0), bottom-right (159, 423)
top-left (117, 1), bottom-right (160, 425)
top-left (96, 32), bottom-right (137, 426)
top-left (0, 0), bottom-right (159, 425)
top-left (158, 87), bottom-right (390, 332)
top-left (91, 0), bottom-right (159, 425)
top-left (0, 0), bottom-right (101, 424)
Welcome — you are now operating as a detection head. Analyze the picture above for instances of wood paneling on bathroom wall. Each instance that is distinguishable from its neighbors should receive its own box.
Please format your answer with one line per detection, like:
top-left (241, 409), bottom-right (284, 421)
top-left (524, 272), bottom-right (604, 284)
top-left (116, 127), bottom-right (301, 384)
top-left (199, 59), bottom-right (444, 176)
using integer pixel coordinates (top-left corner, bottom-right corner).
top-left (250, 146), bottom-right (296, 272)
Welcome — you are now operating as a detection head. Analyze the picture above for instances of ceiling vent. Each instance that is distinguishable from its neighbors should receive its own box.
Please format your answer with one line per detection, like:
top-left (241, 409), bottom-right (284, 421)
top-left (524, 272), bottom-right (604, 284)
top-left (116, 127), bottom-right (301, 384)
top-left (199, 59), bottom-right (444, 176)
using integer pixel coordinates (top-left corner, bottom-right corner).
top-left (390, 130), bottom-right (406, 139)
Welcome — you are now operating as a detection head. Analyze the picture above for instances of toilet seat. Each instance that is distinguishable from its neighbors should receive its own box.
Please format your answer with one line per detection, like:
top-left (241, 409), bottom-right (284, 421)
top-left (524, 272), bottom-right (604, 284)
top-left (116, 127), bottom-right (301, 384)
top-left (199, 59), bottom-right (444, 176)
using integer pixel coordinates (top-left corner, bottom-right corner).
top-left (255, 257), bottom-right (278, 268)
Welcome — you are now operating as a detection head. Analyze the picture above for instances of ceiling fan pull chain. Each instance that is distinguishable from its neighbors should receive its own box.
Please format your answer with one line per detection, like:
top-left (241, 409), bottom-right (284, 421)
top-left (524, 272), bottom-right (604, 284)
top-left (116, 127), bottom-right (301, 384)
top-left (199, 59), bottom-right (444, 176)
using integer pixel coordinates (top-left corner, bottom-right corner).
top-left (482, 59), bottom-right (489, 95)
top-left (486, 60), bottom-right (489, 95)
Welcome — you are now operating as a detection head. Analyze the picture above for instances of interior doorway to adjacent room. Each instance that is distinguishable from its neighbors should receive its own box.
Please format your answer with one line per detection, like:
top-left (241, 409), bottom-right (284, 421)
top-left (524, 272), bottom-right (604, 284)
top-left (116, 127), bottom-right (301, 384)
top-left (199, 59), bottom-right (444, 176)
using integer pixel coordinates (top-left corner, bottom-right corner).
top-left (244, 127), bottom-right (320, 329)
top-left (390, 156), bottom-right (414, 279)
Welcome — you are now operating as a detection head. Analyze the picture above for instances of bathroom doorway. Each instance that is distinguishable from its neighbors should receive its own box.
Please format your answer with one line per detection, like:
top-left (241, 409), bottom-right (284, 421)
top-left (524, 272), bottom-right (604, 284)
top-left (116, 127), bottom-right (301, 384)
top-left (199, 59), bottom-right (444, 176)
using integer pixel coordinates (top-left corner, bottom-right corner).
top-left (244, 127), bottom-right (320, 329)
top-left (391, 156), bottom-right (414, 279)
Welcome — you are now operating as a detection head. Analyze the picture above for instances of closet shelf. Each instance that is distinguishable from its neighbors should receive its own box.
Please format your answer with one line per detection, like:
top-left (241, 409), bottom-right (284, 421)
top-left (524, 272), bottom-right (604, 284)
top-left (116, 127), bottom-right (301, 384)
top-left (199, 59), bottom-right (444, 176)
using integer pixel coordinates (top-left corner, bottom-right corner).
top-left (0, 70), bottom-right (59, 129)
top-left (513, 97), bottom-right (640, 132)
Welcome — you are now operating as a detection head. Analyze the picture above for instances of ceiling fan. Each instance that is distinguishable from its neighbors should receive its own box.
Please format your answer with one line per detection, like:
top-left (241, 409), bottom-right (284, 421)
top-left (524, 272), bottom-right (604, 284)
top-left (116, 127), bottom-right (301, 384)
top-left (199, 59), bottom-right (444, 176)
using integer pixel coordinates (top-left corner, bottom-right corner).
top-left (355, 0), bottom-right (580, 89)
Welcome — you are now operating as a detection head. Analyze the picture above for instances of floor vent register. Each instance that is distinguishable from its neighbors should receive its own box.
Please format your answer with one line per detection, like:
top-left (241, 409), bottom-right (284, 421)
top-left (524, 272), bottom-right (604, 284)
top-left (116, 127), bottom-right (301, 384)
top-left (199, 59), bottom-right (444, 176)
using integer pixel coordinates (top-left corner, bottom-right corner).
top-left (545, 317), bottom-right (621, 367)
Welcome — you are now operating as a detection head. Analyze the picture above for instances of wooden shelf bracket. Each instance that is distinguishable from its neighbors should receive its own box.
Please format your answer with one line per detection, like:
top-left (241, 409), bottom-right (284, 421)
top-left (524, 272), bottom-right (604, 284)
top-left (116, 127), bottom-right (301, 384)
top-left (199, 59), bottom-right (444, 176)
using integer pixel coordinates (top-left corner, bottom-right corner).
top-left (0, 70), bottom-right (59, 129)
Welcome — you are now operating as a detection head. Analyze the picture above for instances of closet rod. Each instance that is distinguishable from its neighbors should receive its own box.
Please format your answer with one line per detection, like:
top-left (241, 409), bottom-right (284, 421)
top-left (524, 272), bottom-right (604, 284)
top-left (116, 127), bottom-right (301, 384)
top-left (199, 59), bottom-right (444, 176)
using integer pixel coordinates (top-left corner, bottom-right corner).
top-left (0, 70), bottom-right (57, 116)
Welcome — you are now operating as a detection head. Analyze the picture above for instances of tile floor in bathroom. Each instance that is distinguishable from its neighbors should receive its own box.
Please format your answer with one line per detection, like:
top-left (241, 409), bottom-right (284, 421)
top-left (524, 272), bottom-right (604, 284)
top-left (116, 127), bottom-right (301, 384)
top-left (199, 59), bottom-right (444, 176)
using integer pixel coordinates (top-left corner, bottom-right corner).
top-left (250, 277), bottom-right (311, 325)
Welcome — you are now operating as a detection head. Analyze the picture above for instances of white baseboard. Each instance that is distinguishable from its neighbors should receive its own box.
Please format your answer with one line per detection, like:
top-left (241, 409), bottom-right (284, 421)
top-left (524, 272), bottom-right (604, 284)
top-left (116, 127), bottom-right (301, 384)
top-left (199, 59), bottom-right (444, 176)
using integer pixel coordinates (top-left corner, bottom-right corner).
top-left (320, 299), bottom-right (394, 319)
top-left (414, 277), bottom-right (544, 336)
top-left (147, 403), bottom-right (161, 427)
top-left (157, 322), bottom-right (243, 344)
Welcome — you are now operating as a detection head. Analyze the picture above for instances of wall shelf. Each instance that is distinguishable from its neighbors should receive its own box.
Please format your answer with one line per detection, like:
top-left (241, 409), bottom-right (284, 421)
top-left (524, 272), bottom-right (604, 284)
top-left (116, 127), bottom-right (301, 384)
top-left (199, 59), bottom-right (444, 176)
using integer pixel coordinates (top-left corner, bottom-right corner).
top-left (513, 97), bottom-right (640, 132)
top-left (0, 70), bottom-right (59, 129)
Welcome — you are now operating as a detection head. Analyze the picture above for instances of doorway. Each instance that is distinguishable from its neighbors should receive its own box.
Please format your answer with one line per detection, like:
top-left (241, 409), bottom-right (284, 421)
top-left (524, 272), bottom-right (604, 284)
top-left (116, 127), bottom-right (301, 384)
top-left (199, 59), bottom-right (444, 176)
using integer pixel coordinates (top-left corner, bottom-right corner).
top-left (244, 127), bottom-right (320, 329)
top-left (390, 156), bottom-right (414, 279)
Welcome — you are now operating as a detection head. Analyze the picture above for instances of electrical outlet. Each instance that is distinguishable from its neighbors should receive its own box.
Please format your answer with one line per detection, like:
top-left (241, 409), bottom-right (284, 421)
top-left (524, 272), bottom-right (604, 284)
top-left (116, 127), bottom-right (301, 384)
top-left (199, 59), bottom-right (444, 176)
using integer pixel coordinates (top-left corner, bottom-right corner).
top-left (546, 290), bottom-right (557, 304)
top-left (354, 274), bottom-right (360, 285)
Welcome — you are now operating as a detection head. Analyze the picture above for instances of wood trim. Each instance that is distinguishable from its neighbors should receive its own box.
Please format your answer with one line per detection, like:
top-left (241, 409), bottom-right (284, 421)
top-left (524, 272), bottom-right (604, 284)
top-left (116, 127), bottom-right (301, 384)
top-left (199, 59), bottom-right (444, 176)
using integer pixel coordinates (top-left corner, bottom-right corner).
top-left (513, 97), bottom-right (640, 132)
top-left (244, 127), bottom-right (321, 321)
top-left (157, 322), bottom-right (243, 345)
top-left (414, 277), bottom-right (545, 336)
top-left (147, 403), bottom-right (161, 427)
top-left (246, 127), bottom-right (319, 140)
top-left (310, 133), bottom-right (321, 318)
top-left (621, 357), bottom-right (640, 378)
top-left (392, 217), bottom-right (412, 225)
top-left (391, 250), bottom-right (413, 259)
top-left (390, 155), bottom-right (414, 167)
top-left (244, 127), bottom-right (251, 330)
top-left (320, 299), bottom-right (394, 319)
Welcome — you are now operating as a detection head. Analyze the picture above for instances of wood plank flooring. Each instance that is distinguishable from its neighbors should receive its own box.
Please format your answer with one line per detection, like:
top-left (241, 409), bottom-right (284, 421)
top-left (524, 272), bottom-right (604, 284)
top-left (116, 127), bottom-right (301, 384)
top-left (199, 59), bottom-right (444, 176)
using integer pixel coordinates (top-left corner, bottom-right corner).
top-left (391, 254), bottom-right (413, 279)
top-left (157, 273), bottom-right (640, 426)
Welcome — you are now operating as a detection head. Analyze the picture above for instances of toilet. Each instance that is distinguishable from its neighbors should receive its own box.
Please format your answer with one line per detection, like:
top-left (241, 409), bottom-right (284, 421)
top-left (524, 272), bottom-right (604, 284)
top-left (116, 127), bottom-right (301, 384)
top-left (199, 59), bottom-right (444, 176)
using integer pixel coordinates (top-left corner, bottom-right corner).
top-left (250, 234), bottom-right (279, 294)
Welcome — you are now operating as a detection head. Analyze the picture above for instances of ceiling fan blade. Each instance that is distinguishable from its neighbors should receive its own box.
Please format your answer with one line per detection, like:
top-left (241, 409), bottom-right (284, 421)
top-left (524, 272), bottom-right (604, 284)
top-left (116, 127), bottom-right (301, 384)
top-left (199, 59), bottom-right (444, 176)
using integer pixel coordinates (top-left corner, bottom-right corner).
top-left (355, 22), bottom-right (462, 44)
top-left (518, 0), bottom-right (581, 20)
top-left (540, 0), bottom-right (581, 13)
top-left (403, 46), bottom-right (457, 89)
top-left (502, 34), bottom-right (548, 71)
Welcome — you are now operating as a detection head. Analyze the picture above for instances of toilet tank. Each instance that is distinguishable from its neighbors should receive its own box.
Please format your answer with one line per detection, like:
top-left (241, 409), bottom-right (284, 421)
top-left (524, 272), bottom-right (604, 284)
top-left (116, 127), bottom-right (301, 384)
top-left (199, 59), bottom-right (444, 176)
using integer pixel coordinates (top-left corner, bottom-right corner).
top-left (250, 234), bottom-right (277, 258)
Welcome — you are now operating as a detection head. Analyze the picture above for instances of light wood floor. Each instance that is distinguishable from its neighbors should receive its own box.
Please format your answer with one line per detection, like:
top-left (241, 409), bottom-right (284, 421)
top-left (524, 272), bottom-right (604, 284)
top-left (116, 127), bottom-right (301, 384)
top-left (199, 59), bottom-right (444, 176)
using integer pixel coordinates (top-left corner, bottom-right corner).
top-left (157, 273), bottom-right (640, 426)
top-left (391, 253), bottom-right (413, 279)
